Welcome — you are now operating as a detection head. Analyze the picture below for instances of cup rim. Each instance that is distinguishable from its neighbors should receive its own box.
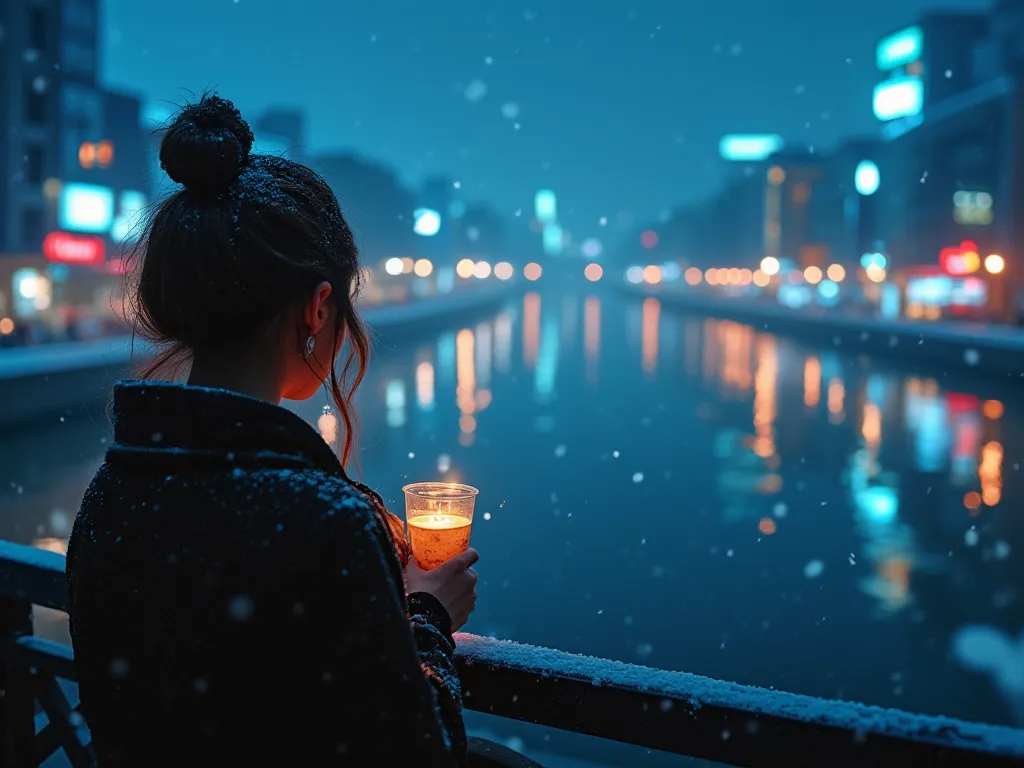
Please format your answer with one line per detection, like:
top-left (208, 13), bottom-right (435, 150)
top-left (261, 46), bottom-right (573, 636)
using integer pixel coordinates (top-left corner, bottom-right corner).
top-left (402, 482), bottom-right (479, 500)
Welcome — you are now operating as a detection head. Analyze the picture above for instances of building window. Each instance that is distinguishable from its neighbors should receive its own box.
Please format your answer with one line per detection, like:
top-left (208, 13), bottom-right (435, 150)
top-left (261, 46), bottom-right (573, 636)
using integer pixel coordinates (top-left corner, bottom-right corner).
top-left (28, 8), bottom-right (48, 51)
top-left (24, 79), bottom-right (46, 123)
top-left (24, 146), bottom-right (44, 185)
top-left (21, 208), bottom-right (45, 251)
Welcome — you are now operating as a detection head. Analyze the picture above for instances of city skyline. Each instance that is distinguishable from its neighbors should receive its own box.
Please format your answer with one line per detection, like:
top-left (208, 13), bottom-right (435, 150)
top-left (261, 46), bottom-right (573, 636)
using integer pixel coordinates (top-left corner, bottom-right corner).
top-left (100, 0), bottom-right (988, 238)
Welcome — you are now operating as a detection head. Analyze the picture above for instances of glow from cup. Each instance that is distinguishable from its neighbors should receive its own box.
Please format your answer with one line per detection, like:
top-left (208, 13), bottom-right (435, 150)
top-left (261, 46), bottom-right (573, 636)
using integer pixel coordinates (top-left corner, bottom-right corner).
top-left (403, 482), bottom-right (478, 570)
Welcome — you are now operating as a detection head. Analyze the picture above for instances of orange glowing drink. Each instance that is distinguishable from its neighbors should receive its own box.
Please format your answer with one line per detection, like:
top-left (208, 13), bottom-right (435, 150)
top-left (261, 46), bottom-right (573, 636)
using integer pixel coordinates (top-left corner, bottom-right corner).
top-left (403, 483), bottom-right (478, 570)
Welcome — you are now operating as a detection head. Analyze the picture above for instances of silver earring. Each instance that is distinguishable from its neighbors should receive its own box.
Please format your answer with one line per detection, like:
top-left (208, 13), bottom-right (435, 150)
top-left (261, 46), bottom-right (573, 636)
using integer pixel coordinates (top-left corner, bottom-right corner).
top-left (304, 335), bottom-right (316, 358)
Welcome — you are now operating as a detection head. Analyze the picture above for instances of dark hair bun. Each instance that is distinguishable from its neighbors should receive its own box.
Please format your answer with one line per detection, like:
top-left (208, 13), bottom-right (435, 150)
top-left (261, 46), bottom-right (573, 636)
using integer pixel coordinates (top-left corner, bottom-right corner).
top-left (159, 94), bottom-right (255, 198)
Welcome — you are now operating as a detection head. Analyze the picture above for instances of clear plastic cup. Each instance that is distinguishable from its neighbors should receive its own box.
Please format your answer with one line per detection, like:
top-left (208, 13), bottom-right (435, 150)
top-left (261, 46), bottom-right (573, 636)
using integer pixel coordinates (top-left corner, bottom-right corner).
top-left (403, 482), bottom-right (478, 570)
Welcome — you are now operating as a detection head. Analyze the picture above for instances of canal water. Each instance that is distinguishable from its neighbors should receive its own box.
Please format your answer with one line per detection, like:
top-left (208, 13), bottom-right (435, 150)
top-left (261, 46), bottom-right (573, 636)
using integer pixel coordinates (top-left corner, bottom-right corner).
top-left (2, 287), bottom-right (1022, 763)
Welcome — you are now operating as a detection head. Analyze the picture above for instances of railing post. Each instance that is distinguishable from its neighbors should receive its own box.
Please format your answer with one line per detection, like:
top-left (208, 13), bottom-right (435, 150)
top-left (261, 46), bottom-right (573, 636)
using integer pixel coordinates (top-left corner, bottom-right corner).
top-left (0, 596), bottom-right (35, 768)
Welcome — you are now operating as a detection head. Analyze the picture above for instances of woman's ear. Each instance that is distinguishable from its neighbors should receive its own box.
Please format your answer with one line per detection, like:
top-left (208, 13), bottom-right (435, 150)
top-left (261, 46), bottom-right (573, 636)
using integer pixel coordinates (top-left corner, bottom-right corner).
top-left (303, 281), bottom-right (334, 334)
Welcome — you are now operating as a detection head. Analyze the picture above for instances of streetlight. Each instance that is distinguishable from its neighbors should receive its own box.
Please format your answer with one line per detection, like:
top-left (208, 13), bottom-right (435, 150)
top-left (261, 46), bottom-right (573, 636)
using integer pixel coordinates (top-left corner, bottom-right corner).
top-left (985, 254), bottom-right (1005, 275)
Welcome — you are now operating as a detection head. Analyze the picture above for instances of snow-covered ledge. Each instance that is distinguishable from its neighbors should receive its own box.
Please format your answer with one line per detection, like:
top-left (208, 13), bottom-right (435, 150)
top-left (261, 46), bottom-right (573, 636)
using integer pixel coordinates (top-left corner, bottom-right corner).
top-left (454, 632), bottom-right (1024, 767)
top-left (1, 540), bottom-right (1022, 767)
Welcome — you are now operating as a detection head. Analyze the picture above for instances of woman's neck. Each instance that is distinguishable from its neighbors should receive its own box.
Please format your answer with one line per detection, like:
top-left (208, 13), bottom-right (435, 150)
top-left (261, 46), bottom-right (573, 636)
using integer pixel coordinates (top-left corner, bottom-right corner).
top-left (188, 352), bottom-right (283, 405)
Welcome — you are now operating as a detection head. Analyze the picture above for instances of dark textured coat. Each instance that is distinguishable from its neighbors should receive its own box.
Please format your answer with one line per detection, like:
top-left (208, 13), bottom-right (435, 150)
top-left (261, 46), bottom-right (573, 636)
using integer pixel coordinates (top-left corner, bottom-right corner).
top-left (67, 381), bottom-right (467, 766)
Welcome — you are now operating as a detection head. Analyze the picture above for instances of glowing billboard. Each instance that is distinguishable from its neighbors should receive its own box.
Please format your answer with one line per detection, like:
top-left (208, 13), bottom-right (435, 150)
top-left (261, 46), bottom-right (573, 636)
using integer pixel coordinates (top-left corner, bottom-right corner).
top-left (43, 231), bottom-right (106, 265)
top-left (535, 190), bottom-right (557, 223)
top-left (873, 77), bottom-right (923, 122)
top-left (718, 134), bottom-right (783, 162)
top-left (854, 161), bottom-right (880, 196)
top-left (542, 224), bottom-right (563, 255)
top-left (59, 183), bottom-right (115, 234)
top-left (413, 208), bottom-right (441, 237)
top-left (876, 26), bottom-right (923, 71)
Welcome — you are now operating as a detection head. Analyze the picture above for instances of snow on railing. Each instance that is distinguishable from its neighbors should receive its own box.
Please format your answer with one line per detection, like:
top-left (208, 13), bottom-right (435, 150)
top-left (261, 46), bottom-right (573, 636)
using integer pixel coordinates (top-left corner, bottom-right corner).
top-left (1, 540), bottom-right (1023, 767)
top-left (454, 634), bottom-right (1024, 767)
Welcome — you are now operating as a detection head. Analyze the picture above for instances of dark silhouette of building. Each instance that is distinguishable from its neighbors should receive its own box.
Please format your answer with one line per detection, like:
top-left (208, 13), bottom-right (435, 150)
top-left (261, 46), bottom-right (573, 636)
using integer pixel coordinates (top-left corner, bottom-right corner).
top-left (255, 108), bottom-right (306, 157)
top-left (1, 0), bottom-right (62, 253)
top-left (454, 203), bottom-right (506, 262)
top-left (311, 153), bottom-right (418, 265)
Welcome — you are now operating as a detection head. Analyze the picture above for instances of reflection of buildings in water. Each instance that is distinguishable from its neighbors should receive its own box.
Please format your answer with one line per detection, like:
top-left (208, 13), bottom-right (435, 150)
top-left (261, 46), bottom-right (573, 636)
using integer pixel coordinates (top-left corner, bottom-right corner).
top-left (978, 440), bottom-right (1003, 508)
top-left (561, 295), bottom-right (578, 348)
top-left (523, 293), bottom-right (541, 369)
top-left (847, 453), bottom-right (917, 614)
top-left (827, 379), bottom-right (845, 424)
top-left (804, 356), bottom-right (821, 408)
top-left (385, 379), bottom-right (407, 428)
top-left (437, 333), bottom-right (456, 389)
top-left (456, 329), bottom-right (477, 445)
top-left (683, 318), bottom-right (701, 378)
top-left (494, 312), bottom-right (513, 374)
top-left (862, 402), bottom-right (882, 453)
top-left (584, 296), bottom-right (601, 385)
top-left (641, 298), bottom-right (660, 375)
top-left (903, 377), bottom-right (949, 474)
top-left (948, 394), bottom-right (982, 487)
top-left (475, 322), bottom-right (493, 388)
top-left (416, 362), bottom-right (435, 411)
top-left (535, 317), bottom-right (560, 404)
top-left (703, 319), bottom-right (754, 395)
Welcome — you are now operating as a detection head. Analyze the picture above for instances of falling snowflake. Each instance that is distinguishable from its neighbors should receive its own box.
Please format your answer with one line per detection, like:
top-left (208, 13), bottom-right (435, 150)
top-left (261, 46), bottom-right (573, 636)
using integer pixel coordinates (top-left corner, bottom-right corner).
top-left (599, 216), bottom-right (608, 226)
top-left (501, 102), bottom-right (520, 119)
top-left (803, 560), bottom-right (825, 578)
top-left (772, 502), bottom-right (787, 518)
top-left (228, 595), bottom-right (254, 621)
top-left (964, 349), bottom-right (980, 366)
top-left (632, 472), bottom-right (644, 483)
top-left (464, 80), bottom-right (488, 102)
top-left (994, 540), bottom-right (1011, 560)
top-left (483, 512), bottom-right (492, 521)
top-left (437, 454), bottom-right (452, 473)
top-left (554, 444), bottom-right (567, 458)
top-left (965, 528), bottom-right (979, 547)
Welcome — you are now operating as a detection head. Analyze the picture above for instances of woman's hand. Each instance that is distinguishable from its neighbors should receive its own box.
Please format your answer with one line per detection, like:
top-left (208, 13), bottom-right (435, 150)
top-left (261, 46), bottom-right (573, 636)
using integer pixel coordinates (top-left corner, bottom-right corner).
top-left (405, 549), bottom-right (479, 631)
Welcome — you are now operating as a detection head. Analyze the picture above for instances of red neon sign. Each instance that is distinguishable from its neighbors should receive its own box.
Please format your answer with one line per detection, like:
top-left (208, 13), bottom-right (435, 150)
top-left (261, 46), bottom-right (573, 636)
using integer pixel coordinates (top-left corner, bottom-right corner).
top-left (940, 241), bottom-right (980, 277)
top-left (43, 231), bottom-right (105, 266)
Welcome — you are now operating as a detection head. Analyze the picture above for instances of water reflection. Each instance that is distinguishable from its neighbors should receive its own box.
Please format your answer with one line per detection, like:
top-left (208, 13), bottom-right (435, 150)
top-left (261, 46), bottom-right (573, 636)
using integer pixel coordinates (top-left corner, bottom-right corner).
top-left (804, 356), bottom-right (821, 408)
top-left (523, 293), bottom-right (540, 369)
top-left (416, 361), bottom-right (435, 411)
top-left (456, 329), bottom-right (476, 445)
top-left (641, 298), bottom-right (660, 375)
top-left (584, 296), bottom-right (601, 385)
top-left (5, 290), bottom-right (1023, 731)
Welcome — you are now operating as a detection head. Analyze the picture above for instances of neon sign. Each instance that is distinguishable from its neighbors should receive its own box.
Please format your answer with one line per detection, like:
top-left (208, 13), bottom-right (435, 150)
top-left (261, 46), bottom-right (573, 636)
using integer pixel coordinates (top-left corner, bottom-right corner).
top-left (43, 231), bottom-right (106, 266)
top-left (940, 241), bottom-right (981, 276)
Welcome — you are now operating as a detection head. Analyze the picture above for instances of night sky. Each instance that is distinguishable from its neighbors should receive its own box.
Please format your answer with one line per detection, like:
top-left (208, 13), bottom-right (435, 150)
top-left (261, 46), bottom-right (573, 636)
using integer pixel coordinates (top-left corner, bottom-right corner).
top-left (102, 0), bottom-right (987, 237)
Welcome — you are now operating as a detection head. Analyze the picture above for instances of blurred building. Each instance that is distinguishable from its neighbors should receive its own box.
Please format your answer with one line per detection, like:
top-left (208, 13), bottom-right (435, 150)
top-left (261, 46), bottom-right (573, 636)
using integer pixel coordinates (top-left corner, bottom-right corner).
top-left (810, 139), bottom-right (883, 269)
top-left (311, 152), bottom-right (418, 265)
top-left (453, 203), bottom-right (506, 263)
top-left (872, 6), bottom-right (1024, 274)
top-left (255, 108), bottom-right (305, 157)
top-left (0, 0), bottom-right (147, 344)
top-left (0, 0), bottom-right (62, 254)
top-left (762, 149), bottom-right (827, 270)
top-left (416, 175), bottom-right (456, 268)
